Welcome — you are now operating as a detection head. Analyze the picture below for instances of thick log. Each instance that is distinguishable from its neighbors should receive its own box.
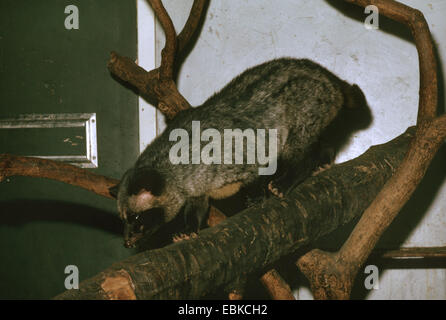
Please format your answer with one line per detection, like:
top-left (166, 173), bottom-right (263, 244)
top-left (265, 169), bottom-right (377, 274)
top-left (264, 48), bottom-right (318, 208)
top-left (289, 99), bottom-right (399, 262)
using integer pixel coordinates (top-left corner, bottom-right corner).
top-left (54, 127), bottom-right (416, 299)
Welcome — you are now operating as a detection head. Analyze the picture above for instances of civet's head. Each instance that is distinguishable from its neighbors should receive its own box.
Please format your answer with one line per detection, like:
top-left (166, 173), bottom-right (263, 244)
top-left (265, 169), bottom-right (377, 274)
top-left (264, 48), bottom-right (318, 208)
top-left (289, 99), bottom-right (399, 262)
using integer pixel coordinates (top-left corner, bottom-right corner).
top-left (109, 167), bottom-right (166, 248)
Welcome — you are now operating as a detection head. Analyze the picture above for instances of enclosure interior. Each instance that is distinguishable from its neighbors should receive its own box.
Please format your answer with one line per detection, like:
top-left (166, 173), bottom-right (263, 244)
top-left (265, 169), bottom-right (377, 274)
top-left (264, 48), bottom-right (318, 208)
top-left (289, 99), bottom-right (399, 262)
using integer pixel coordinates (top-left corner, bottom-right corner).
top-left (0, 0), bottom-right (445, 299)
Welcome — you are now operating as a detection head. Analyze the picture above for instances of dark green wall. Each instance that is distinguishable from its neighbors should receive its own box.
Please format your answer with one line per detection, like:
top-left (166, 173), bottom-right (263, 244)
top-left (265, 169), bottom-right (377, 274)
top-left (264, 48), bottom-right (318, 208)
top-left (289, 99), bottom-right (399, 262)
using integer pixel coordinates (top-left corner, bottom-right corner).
top-left (0, 0), bottom-right (139, 299)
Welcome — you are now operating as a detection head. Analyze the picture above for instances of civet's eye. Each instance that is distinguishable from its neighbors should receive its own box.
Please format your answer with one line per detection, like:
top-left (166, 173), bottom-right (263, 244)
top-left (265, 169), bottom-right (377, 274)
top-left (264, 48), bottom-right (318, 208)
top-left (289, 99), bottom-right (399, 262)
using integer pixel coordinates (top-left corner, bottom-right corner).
top-left (127, 214), bottom-right (140, 224)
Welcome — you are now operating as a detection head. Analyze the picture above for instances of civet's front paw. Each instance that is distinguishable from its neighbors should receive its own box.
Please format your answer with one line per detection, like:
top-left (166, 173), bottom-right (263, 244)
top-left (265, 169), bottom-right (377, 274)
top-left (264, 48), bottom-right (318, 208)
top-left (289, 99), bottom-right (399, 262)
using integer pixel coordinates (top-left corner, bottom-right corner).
top-left (311, 163), bottom-right (332, 176)
top-left (268, 181), bottom-right (284, 199)
top-left (172, 232), bottom-right (198, 243)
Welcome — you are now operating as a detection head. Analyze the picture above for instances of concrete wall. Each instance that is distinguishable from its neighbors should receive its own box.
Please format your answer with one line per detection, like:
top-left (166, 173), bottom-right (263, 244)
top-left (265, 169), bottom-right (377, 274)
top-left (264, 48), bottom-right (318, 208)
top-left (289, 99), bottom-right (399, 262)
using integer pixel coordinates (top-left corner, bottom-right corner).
top-left (140, 0), bottom-right (446, 299)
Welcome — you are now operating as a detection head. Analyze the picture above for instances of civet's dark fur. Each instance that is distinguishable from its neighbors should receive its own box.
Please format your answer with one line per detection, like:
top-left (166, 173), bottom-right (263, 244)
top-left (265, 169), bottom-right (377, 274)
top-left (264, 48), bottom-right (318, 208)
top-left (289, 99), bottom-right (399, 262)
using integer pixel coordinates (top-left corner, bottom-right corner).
top-left (111, 58), bottom-right (364, 248)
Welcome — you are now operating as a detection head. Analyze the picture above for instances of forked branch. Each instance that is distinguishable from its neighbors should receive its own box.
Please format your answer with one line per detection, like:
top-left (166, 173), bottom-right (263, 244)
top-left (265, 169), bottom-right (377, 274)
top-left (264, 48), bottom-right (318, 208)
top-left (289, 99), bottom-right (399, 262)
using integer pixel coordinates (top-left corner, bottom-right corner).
top-left (108, 0), bottom-right (208, 119)
top-left (297, 0), bottom-right (444, 299)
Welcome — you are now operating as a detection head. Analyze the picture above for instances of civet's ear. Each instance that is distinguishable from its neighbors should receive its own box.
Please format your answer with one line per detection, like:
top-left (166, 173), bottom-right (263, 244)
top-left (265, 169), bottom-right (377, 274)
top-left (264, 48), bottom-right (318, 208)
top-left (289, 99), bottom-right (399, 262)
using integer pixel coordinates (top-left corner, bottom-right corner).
top-left (128, 167), bottom-right (165, 197)
top-left (108, 183), bottom-right (120, 199)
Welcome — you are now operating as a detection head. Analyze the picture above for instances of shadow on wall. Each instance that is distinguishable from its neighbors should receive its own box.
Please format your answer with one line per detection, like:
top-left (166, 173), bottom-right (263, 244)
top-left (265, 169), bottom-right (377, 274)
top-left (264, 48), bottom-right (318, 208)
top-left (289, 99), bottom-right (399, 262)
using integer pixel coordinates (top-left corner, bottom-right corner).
top-left (0, 200), bottom-right (122, 234)
top-left (326, 0), bottom-right (412, 43)
top-left (326, 0), bottom-right (446, 116)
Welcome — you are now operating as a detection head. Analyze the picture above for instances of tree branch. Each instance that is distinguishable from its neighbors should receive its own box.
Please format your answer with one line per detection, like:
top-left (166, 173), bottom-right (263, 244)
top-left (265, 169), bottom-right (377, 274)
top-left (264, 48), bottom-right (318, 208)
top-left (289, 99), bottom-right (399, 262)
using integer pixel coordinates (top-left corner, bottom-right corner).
top-left (177, 0), bottom-right (208, 54)
top-left (375, 246), bottom-right (446, 259)
top-left (296, 0), bottom-right (443, 299)
top-left (260, 270), bottom-right (295, 300)
top-left (148, 0), bottom-right (176, 79)
top-left (107, 1), bottom-right (208, 119)
top-left (208, 205), bottom-right (295, 300)
top-left (0, 154), bottom-right (117, 199)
